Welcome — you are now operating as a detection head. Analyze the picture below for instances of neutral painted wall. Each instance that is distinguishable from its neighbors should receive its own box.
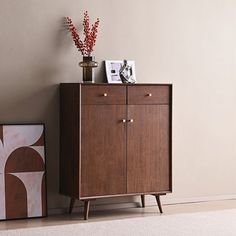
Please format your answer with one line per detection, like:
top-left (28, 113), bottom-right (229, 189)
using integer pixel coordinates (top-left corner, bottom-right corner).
top-left (0, 0), bottom-right (235, 213)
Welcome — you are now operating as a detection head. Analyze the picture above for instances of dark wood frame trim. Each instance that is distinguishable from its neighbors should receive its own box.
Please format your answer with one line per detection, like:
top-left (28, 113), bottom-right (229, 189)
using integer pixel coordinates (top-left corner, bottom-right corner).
top-left (78, 191), bottom-right (169, 200)
top-left (169, 84), bottom-right (173, 192)
top-left (78, 84), bottom-right (82, 199)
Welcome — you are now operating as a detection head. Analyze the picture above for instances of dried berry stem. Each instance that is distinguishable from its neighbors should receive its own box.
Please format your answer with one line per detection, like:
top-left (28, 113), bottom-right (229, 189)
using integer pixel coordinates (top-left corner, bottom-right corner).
top-left (66, 11), bottom-right (100, 56)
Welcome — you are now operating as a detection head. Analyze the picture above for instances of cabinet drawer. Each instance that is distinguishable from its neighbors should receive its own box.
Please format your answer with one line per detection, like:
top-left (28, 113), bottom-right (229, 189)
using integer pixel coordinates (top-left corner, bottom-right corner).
top-left (81, 85), bottom-right (126, 105)
top-left (128, 85), bottom-right (170, 104)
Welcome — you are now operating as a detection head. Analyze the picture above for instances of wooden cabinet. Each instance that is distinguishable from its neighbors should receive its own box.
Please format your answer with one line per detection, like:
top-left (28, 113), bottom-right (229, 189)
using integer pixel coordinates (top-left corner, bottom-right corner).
top-left (60, 83), bottom-right (172, 220)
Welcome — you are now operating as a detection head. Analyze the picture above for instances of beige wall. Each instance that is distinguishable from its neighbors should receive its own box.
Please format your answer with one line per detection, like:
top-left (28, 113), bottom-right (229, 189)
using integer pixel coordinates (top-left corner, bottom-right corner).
top-left (0, 0), bottom-right (235, 212)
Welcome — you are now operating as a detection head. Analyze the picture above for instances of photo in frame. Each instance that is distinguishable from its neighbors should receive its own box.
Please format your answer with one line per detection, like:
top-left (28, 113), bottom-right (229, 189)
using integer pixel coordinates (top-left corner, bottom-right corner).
top-left (105, 60), bottom-right (136, 83)
top-left (0, 124), bottom-right (47, 220)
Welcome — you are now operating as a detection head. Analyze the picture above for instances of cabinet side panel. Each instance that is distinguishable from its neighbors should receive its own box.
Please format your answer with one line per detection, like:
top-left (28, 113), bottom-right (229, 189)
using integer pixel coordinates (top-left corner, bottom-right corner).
top-left (159, 105), bottom-right (171, 191)
top-left (169, 85), bottom-right (173, 192)
top-left (60, 84), bottom-right (80, 198)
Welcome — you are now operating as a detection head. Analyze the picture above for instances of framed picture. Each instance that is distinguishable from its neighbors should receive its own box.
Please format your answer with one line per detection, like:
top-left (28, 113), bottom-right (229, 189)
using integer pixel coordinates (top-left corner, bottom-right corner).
top-left (105, 60), bottom-right (136, 83)
top-left (0, 124), bottom-right (47, 220)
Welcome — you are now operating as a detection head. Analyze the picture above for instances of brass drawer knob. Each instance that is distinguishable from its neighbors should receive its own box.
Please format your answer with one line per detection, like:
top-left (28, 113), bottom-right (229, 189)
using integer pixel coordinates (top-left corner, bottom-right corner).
top-left (122, 119), bottom-right (126, 123)
top-left (103, 93), bottom-right (108, 97)
top-left (146, 93), bottom-right (152, 97)
top-left (128, 119), bottom-right (134, 123)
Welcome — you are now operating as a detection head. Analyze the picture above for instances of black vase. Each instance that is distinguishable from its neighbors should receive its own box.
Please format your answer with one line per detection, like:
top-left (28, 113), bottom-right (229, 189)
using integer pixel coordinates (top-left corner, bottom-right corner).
top-left (79, 56), bottom-right (98, 83)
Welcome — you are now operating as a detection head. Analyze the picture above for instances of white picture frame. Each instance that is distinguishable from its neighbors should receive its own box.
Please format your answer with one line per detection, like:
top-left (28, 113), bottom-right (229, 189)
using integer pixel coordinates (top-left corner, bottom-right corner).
top-left (105, 60), bottom-right (136, 83)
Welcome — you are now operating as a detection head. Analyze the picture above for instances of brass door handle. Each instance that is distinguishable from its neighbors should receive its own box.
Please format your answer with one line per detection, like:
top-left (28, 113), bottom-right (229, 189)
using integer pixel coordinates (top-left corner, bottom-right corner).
top-left (128, 119), bottom-right (134, 123)
top-left (122, 119), bottom-right (126, 123)
top-left (103, 93), bottom-right (108, 97)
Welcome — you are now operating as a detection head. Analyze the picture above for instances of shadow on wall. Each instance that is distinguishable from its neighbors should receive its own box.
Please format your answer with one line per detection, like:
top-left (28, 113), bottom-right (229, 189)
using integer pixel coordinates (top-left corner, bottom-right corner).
top-left (0, 17), bottom-right (107, 210)
top-left (0, 84), bottom-right (60, 203)
top-left (97, 61), bottom-right (107, 83)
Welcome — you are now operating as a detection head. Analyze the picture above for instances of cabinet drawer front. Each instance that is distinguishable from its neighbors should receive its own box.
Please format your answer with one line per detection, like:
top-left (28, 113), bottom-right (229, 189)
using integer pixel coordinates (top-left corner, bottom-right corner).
top-left (128, 85), bottom-right (170, 104)
top-left (81, 85), bottom-right (126, 105)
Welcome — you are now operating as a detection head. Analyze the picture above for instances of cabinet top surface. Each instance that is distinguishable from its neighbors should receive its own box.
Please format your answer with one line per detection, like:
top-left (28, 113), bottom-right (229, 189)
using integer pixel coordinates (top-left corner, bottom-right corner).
top-left (60, 83), bottom-right (172, 86)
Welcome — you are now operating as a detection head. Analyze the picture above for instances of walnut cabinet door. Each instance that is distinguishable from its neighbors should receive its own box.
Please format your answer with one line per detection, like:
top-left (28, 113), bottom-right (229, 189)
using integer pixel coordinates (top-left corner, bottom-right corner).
top-left (81, 105), bottom-right (127, 197)
top-left (127, 105), bottom-right (171, 194)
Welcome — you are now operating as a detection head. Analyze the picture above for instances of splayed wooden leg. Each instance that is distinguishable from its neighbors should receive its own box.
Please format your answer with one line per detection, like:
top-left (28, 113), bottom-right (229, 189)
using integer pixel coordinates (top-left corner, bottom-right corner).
top-left (155, 195), bottom-right (163, 213)
top-left (141, 195), bottom-right (145, 208)
top-left (69, 198), bottom-right (76, 214)
top-left (84, 200), bottom-right (90, 220)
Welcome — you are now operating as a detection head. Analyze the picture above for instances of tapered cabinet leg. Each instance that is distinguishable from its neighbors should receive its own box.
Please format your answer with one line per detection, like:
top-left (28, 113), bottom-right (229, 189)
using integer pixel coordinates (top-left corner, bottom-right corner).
top-left (141, 195), bottom-right (145, 208)
top-left (84, 200), bottom-right (90, 220)
top-left (69, 198), bottom-right (76, 214)
top-left (155, 195), bottom-right (163, 214)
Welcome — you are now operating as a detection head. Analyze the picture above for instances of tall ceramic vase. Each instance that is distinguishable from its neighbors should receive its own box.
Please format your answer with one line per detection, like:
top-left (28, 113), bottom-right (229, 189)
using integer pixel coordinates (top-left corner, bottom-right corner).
top-left (79, 56), bottom-right (98, 83)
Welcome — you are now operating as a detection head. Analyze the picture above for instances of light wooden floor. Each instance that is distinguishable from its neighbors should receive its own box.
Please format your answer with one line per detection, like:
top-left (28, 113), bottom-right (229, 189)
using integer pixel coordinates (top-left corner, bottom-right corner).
top-left (1, 199), bottom-right (236, 230)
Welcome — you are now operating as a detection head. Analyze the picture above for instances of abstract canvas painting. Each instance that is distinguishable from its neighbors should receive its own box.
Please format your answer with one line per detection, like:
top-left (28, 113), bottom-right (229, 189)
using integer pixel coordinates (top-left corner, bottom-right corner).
top-left (0, 124), bottom-right (46, 220)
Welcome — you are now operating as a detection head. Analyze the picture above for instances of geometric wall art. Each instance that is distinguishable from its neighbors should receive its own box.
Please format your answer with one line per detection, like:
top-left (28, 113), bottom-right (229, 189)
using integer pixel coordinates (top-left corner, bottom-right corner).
top-left (0, 124), bottom-right (47, 220)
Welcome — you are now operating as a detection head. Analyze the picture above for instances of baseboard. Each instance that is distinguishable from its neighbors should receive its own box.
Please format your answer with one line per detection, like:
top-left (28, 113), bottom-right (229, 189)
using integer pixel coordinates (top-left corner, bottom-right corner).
top-left (48, 194), bottom-right (236, 216)
top-left (161, 194), bottom-right (236, 205)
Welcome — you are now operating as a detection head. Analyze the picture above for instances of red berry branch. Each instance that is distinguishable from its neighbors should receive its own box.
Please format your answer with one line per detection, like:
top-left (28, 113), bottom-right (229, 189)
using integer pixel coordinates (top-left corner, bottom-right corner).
top-left (66, 11), bottom-right (100, 56)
